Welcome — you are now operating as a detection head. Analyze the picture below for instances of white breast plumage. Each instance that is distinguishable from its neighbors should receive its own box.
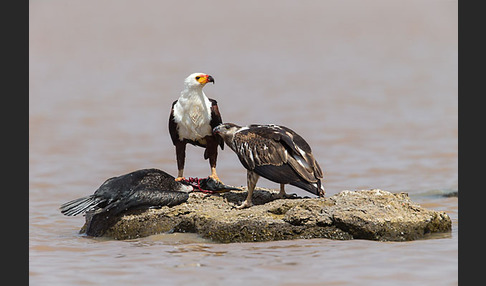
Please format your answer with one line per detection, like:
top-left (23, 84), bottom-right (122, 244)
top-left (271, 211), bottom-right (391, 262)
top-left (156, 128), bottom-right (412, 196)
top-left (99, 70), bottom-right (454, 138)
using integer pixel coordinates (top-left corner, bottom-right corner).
top-left (173, 92), bottom-right (212, 141)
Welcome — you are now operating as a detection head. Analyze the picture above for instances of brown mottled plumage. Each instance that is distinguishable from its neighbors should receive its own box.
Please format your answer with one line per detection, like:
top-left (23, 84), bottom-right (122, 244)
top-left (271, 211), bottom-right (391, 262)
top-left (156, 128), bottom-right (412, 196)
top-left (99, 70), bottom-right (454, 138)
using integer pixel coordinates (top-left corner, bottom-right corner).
top-left (214, 123), bottom-right (325, 208)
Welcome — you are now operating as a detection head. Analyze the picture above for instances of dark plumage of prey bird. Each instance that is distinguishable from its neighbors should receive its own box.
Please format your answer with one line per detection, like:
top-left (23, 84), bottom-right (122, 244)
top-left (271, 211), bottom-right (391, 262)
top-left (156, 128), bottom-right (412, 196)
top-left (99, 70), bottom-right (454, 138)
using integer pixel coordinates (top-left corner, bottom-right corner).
top-left (213, 123), bottom-right (325, 209)
top-left (168, 72), bottom-right (224, 183)
top-left (59, 168), bottom-right (193, 237)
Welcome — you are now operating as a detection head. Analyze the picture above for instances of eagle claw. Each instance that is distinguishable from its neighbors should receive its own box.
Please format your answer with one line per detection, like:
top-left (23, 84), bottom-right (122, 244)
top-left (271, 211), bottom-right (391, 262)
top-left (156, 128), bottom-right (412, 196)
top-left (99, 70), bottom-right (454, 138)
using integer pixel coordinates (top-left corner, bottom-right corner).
top-left (278, 193), bottom-right (299, 199)
top-left (235, 200), bottom-right (253, 209)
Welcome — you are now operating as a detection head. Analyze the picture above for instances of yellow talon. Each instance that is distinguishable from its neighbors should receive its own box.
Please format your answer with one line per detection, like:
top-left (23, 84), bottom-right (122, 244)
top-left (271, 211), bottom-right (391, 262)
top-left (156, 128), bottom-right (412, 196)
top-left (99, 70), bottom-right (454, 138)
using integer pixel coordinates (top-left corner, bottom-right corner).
top-left (209, 174), bottom-right (223, 184)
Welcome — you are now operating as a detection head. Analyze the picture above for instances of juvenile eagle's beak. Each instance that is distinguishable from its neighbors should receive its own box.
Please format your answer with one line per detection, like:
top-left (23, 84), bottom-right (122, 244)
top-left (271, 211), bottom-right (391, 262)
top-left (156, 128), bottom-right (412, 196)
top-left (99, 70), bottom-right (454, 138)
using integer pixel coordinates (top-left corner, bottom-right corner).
top-left (213, 125), bottom-right (222, 134)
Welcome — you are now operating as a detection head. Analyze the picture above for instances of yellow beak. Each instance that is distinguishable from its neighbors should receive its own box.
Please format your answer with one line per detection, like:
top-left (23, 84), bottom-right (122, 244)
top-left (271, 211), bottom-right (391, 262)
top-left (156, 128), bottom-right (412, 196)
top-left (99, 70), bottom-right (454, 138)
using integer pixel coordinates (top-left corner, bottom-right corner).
top-left (198, 75), bottom-right (215, 85)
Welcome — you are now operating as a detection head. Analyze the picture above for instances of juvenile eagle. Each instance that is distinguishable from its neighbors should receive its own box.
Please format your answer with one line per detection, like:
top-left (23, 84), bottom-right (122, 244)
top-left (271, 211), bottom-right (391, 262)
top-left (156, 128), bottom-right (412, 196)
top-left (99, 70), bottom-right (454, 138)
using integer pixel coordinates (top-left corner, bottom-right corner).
top-left (168, 73), bottom-right (224, 182)
top-left (213, 123), bottom-right (325, 208)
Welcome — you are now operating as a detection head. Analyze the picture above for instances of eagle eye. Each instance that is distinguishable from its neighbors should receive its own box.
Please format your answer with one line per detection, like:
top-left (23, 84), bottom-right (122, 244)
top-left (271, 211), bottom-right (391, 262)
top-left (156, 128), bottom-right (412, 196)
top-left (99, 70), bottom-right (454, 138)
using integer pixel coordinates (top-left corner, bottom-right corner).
top-left (195, 76), bottom-right (200, 80)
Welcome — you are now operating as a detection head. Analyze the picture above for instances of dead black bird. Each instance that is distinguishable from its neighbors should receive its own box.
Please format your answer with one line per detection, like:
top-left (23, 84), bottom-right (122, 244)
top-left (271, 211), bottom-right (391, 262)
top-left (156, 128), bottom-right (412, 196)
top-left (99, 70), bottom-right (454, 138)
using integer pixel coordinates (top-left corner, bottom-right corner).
top-left (60, 168), bottom-right (193, 237)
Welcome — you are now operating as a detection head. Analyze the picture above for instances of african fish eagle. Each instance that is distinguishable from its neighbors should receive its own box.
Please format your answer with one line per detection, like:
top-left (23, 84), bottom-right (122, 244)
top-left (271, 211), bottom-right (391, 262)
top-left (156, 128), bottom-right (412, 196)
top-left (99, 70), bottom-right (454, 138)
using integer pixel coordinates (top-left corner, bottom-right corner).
top-left (213, 123), bottom-right (325, 208)
top-left (168, 73), bottom-right (224, 182)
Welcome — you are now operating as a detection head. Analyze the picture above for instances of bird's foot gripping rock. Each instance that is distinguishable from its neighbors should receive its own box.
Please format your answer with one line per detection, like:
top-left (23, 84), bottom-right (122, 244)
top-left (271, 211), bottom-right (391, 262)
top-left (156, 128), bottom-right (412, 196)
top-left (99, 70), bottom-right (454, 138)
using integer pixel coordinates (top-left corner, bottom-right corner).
top-left (277, 192), bottom-right (301, 200)
top-left (235, 199), bottom-right (253, 209)
top-left (209, 174), bottom-right (223, 184)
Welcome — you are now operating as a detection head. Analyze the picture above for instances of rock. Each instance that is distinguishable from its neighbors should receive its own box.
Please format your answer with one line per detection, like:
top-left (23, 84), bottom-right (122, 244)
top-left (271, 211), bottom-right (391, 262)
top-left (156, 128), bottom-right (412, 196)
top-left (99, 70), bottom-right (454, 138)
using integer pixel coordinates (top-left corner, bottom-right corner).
top-left (329, 190), bottom-right (452, 241)
top-left (81, 188), bottom-right (452, 242)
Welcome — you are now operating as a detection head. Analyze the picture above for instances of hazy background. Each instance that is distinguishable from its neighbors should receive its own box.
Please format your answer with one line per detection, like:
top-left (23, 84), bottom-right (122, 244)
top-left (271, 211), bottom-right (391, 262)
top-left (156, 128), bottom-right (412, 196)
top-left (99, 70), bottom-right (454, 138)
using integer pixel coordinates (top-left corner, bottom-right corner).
top-left (30, 1), bottom-right (457, 285)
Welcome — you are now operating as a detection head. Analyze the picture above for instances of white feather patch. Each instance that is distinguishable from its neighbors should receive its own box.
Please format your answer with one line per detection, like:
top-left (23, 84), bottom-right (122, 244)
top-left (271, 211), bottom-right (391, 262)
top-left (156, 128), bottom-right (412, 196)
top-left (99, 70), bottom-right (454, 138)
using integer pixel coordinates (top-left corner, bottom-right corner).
top-left (296, 146), bottom-right (307, 157)
top-left (236, 126), bottom-right (249, 133)
top-left (295, 155), bottom-right (311, 170)
top-left (173, 90), bottom-right (212, 141)
top-left (248, 148), bottom-right (254, 162)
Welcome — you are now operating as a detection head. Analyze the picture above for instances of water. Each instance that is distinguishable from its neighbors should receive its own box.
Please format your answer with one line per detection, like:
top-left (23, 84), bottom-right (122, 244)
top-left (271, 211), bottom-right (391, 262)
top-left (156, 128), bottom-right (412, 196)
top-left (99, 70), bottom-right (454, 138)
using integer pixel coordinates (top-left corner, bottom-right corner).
top-left (30, 0), bottom-right (458, 285)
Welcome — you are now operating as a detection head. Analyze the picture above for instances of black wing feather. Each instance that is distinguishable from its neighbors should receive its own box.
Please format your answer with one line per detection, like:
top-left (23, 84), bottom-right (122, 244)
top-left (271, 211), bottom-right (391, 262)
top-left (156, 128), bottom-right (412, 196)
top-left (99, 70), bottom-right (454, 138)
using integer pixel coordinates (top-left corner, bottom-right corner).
top-left (168, 100), bottom-right (181, 146)
top-left (209, 98), bottom-right (224, 150)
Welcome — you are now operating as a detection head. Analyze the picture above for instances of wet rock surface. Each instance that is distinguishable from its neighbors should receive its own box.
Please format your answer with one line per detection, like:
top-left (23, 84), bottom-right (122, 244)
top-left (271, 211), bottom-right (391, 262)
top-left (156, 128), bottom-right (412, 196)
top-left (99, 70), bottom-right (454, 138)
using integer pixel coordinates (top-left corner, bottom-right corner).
top-left (81, 188), bottom-right (452, 242)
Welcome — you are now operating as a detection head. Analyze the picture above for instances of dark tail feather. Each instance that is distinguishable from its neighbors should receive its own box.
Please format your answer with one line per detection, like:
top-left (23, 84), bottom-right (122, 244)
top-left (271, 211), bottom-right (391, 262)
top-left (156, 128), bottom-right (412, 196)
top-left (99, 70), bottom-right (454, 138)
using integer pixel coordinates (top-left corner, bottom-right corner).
top-left (318, 180), bottom-right (326, 197)
top-left (289, 180), bottom-right (323, 196)
top-left (60, 195), bottom-right (102, 216)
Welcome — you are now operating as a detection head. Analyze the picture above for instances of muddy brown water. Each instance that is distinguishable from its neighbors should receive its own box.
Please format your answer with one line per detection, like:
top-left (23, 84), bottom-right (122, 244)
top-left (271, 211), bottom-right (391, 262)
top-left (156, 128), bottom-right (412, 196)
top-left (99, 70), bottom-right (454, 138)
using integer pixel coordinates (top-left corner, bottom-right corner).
top-left (30, 1), bottom-right (457, 285)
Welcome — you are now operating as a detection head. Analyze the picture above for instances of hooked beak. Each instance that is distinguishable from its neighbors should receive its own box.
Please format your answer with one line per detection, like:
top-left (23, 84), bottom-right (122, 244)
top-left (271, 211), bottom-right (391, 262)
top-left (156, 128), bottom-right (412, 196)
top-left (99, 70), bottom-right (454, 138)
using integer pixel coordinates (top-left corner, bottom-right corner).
top-left (197, 74), bottom-right (215, 85)
top-left (213, 124), bottom-right (222, 134)
top-left (207, 75), bottom-right (215, 84)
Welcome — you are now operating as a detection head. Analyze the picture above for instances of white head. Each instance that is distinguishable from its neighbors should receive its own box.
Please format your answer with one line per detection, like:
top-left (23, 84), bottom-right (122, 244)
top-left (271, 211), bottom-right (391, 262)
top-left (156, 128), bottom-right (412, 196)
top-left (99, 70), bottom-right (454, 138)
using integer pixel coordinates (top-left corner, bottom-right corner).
top-left (183, 72), bottom-right (215, 90)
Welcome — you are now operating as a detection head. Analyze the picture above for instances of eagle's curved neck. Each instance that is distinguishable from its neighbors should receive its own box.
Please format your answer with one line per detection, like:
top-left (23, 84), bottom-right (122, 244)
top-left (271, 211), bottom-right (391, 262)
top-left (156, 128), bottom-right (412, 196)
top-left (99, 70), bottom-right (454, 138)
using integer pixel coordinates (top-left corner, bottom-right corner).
top-left (181, 87), bottom-right (205, 100)
top-left (179, 87), bottom-right (210, 119)
top-left (224, 130), bottom-right (242, 152)
top-left (223, 135), bottom-right (236, 151)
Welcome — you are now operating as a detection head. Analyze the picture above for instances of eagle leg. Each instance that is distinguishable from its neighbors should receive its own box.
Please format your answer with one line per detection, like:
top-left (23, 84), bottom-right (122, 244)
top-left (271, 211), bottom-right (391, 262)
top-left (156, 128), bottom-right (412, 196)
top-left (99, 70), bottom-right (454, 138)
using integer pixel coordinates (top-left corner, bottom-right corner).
top-left (237, 170), bottom-right (259, 209)
top-left (277, 183), bottom-right (287, 199)
top-left (209, 167), bottom-right (222, 183)
top-left (205, 136), bottom-right (223, 183)
top-left (276, 184), bottom-right (299, 199)
top-left (175, 141), bottom-right (187, 181)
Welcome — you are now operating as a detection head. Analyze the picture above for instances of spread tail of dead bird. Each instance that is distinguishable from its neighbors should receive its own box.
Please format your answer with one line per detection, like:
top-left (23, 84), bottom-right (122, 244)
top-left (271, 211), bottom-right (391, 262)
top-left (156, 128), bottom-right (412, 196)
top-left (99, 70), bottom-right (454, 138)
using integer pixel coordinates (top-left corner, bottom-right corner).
top-left (60, 195), bottom-right (104, 216)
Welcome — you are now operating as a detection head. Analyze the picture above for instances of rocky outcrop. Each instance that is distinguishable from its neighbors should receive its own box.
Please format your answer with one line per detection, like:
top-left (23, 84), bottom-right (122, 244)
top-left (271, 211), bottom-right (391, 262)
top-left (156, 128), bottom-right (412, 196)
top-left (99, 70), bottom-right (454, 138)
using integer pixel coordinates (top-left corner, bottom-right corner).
top-left (81, 188), bottom-right (451, 242)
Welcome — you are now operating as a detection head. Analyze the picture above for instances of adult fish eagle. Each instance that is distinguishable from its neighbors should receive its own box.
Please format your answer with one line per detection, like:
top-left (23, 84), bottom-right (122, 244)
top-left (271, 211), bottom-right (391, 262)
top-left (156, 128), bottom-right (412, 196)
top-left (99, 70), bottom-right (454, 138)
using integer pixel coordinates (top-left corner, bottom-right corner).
top-left (213, 123), bottom-right (325, 208)
top-left (169, 73), bottom-right (224, 182)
